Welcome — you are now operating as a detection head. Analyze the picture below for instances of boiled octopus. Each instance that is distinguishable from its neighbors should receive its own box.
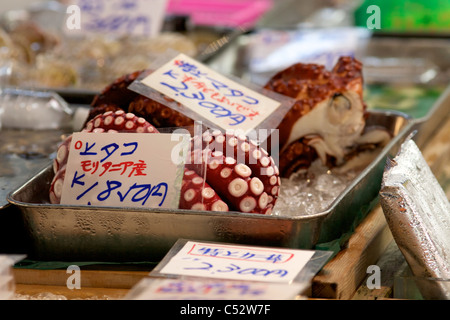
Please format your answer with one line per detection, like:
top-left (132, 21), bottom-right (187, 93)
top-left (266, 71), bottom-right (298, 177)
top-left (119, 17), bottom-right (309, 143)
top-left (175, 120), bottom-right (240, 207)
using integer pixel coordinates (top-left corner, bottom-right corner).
top-left (50, 110), bottom-right (280, 215)
top-left (264, 56), bottom-right (391, 177)
top-left (183, 129), bottom-right (280, 214)
top-left (84, 56), bottom-right (390, 179)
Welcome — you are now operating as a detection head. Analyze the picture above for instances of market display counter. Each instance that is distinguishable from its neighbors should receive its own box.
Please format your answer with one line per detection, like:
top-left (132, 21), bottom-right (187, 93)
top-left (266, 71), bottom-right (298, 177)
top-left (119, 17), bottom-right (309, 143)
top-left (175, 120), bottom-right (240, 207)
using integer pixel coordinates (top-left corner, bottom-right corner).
top-left (10, 204), bottom-right (391, 300)
top-left (7, 112), bottom-right (449, 300)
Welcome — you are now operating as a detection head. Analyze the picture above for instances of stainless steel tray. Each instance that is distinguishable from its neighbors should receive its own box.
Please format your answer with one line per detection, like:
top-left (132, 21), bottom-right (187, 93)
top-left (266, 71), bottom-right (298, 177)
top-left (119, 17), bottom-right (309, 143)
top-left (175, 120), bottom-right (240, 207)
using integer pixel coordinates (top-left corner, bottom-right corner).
top-left (7, 110), bottom-right (413, 262)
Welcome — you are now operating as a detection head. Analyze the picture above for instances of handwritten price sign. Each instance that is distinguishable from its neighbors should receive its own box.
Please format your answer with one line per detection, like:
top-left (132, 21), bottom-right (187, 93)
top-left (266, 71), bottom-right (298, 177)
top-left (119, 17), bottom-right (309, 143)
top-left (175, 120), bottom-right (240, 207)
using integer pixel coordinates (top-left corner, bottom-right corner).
top-left (60, 132), bottom-right (189, 209)
top-left (66, 0), bottom-right (168, 37)
top-left (128, 278), bottom-right (306, 300)
top-left (140, 53), bottom-right (282, 135)
top-left (157, 241), bottom-right (315, 283)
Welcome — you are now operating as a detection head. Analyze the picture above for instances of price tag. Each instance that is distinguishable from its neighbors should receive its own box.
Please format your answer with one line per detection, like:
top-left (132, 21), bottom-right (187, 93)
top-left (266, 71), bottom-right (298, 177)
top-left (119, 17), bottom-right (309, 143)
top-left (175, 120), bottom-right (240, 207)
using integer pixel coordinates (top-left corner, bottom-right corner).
top-left (154, 240), bottom-right (315, 283)
top-left (138, 53), bottom-right (283, 135)
top-left (127, 277), bottom-right (306, 300)
top-left (60, 132), bottom-right (189, 209)
top-left (65, 0), bottom-right (168, 37)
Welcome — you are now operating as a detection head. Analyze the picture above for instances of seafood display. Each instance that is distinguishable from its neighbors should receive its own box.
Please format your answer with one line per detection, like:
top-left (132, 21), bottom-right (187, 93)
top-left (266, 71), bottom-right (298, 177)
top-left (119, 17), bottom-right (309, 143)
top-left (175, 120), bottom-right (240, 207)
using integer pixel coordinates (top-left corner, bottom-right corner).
top-left (0, 20), bottom-right (199, 91)
top-left (86, 56), bottom-right (392, 180)
top-left (1, 0), bottom-right (449, 303)
top-left (264, 56), bottom-right (391, 177)
top-left (50, 110), bottom-right (280, 215)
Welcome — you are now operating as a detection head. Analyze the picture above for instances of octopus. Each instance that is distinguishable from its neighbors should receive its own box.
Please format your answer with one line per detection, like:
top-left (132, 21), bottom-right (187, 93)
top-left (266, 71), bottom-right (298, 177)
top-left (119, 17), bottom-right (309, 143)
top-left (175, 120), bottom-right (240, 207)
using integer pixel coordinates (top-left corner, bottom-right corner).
top-left (87, 70), bottom-right (195, 129)
top-left (264, 56), bottom-right (391, 177)
top-left (182, 129), bottom-right (280, 214)
top-left (50, 110), bottom-right (280, 215)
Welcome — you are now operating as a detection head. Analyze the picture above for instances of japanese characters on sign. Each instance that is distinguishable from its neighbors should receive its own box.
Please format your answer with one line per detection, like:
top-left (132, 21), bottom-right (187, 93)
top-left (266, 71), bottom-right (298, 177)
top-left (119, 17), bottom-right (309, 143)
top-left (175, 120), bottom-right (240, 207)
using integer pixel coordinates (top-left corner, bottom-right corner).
top-left (140, 53), bottom-right (282, 135)
top-left (65, 0), bottom-right (168, 37)
top-left (157, 241), bottom-right (315, 283)
top-left (60, 132), bottom-right (189, 209)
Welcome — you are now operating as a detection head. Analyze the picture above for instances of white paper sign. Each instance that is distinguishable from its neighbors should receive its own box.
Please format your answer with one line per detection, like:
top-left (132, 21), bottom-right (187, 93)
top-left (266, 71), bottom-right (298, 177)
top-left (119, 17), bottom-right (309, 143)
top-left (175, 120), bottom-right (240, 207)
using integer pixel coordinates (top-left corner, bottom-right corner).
top-left (61, 132), bottom-right (189, 209)
top-left (65, 0), bottom-right (168, 37)
top-left (140, 53), bottom-right (282, 135)
top-left (128, 277), bottom-right (306, 300)
top-left (158, 241), bottom-right (315, 283)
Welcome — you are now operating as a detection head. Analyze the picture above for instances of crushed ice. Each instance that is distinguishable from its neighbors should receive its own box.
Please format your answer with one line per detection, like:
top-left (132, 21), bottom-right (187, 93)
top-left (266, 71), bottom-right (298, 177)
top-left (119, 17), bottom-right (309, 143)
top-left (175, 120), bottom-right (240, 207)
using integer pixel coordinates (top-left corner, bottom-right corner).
top-left (272, 159), bottom-right (359, 217)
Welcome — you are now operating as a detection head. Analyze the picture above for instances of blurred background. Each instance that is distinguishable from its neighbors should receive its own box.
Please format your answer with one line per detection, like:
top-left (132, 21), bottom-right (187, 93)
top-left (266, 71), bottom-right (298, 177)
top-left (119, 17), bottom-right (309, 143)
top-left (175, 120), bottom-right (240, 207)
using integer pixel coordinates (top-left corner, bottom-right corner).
top-left (0, 0), bottom-right (448, 159)
top-left (0, 0), bottom-right (448, 141)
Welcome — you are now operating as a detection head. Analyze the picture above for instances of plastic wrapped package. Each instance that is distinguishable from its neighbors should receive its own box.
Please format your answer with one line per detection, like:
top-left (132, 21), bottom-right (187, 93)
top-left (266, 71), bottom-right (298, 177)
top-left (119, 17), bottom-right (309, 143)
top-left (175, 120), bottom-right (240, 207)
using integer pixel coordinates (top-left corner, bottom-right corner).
top-left (380, 138), bottom-right (450, 299)
top-left (0, 87), bottom-right (73, 130)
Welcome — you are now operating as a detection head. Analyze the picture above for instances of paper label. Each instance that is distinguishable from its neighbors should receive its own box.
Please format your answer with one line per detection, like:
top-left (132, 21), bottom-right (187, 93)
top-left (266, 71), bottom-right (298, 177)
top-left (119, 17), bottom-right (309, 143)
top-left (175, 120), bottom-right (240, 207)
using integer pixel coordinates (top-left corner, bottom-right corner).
top-left (60, 132), bottom-right (189, 209)
top-left (65, 0), bottom-right (168, 37)
top-left (129, 278), bottom-right (306, 300)
top-left (158, 241), bottom-right (315, 283)
top-left (140, 53), bottom-right (282, 135)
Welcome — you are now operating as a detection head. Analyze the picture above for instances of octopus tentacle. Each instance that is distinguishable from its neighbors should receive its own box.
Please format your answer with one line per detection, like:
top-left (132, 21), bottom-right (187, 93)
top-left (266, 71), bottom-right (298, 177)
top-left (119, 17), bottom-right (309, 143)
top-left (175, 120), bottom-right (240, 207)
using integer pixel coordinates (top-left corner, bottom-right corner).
top-left (179, 168), bottom-right (229, 212)
top-left (186, 130), bottom-right (280, 214)
top-left (50, 111), bottom-right (279, 214)
top-left (91, 70), bottom-right (144, 110)
top-left (200, 150), bottom-right (273, 214)
top-left (264, 56), bottom-right (370, 177)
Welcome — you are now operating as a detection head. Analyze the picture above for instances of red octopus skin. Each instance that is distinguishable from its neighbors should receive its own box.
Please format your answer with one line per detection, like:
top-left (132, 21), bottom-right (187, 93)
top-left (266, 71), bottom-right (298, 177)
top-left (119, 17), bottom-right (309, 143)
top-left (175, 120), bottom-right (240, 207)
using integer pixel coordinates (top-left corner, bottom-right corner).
top-left (90, 70), bottom-right (143, 109)
top-left (128, 95), bottom-right (194, 129)
top-left (87, 70), bottom-right (194, 129)
top-left (264, 56), bottom-right (366, 177)
top-left (185, 130), bottom-right (280, 215)
top-left (179, 168), bottom-right (229, 212)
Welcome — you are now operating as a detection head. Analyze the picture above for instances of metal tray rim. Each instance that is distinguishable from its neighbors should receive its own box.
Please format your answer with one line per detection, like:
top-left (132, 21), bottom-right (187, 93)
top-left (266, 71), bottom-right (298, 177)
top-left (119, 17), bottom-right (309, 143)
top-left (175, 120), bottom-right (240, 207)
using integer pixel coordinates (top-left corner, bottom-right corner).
top-left (6, 165), bottom-right (331, 222)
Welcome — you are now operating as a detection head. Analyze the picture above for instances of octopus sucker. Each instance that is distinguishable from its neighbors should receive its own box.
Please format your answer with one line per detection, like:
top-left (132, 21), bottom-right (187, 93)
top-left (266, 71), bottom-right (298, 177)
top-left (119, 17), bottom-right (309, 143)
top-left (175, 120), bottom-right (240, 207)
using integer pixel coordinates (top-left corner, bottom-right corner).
top-left (211, 200), bottom-right (229, 212)
top-left (104, 116), bottom-right (114, 126)
top-left (240, 197), bottom-right (257, 213)
top-left (56, 144), bottom-right (67, 165)
top-left (201, 187), bottom-right (216, 199)
top-left (220, 167), bottom-right (232, 179)
top-left (250, 177), bottom-right (264, 196)
top-left (264, 56), bottom-right (391, 177)
top-left (191, 203), bottom-right (206, 211)
top-left (228, 178), bottom-right (249, 198)
top-left (185, 131), bottom-right (281, 214)
top-left (258, 193), bottom-right (269, 209)
top-left (235, 164), bottom-right (252, 178)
